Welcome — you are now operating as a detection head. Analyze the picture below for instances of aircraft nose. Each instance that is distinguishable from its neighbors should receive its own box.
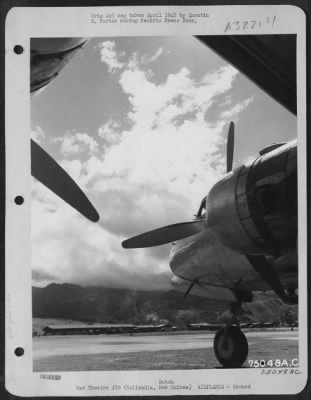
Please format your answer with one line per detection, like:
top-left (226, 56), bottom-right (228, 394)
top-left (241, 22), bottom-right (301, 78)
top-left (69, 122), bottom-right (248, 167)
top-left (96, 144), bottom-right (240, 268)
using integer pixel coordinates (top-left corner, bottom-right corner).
top-left (169, 245), bottom-right (179, 274)
top-left (169, 231), bottom-right (208, 274)
top-left (169, 238), bottom-right (194, 274)
top-left (170, 275), bottom-right (187, 289)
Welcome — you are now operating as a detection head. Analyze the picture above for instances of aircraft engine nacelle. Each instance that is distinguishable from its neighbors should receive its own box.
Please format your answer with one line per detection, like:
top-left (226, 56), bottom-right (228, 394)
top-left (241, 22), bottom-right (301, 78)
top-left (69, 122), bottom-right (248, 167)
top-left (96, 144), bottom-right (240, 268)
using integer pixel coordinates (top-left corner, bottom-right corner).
top-left (206, 141), bottom-right (297, 255)
top-left (31, 38), bottom-right (88, 94)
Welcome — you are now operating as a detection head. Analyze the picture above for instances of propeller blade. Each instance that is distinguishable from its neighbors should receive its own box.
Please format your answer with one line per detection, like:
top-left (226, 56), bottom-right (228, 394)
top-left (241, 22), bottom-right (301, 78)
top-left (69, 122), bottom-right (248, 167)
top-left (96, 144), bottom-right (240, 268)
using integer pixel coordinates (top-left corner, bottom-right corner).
top-left (184, 280), bottom-right (197, 298)
top-left (31, 139), bottom-right (99, 222)
top-left (245, 255), bottom-right (291, 303)
top-left (226, 121), bottom-right (235, 172)
top-left (122, 220), bottom-right (207, 248)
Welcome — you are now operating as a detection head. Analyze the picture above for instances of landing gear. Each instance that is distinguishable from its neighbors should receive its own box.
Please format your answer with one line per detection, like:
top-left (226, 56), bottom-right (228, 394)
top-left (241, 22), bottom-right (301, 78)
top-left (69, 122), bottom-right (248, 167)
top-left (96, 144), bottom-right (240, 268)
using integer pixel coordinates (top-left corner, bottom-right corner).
top-left (214, 326), bottom-right (248, 368)
top-left (213, 301), bottom-right (248, 368)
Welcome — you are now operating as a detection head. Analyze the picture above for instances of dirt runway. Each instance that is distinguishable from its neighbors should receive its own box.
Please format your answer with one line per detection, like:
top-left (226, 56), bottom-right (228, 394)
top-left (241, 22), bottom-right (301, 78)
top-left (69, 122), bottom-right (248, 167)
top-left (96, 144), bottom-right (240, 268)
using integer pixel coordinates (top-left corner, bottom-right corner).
top-left (33, 329), bottom-right (298, 371)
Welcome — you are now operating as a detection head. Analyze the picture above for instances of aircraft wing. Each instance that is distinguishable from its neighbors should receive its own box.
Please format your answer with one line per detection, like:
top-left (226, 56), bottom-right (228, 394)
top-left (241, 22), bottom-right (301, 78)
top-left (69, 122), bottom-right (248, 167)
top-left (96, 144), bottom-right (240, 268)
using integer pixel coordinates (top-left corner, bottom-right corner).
top-left (197, 35), bottom-right (296, 115)
top-left (31, 38), bottom-right (99, 222)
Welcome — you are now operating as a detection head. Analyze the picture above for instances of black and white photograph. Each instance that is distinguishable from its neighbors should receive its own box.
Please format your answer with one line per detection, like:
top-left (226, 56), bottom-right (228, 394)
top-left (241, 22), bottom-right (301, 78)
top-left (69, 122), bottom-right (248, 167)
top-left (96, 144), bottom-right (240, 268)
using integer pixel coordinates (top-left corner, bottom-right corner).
top-left (5, 5), bottom-right (308, 397)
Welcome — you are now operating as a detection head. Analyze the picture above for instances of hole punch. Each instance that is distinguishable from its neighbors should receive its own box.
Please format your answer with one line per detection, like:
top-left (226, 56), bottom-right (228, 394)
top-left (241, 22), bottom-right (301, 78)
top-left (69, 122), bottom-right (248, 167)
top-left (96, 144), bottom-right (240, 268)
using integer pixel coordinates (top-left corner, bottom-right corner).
top-left (14, 196), bottom-right (24, 205)
top-left (14, 45), bottom-right (24, 55)
top-left (15, 347), bottom-right (24, 357)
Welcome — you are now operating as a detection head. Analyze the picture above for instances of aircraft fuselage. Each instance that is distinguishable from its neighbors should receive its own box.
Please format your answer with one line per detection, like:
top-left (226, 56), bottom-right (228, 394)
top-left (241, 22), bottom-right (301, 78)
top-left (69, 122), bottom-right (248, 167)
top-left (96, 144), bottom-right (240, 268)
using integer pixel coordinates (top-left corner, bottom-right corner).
top-left (170, 140), bottom-right (298, 303)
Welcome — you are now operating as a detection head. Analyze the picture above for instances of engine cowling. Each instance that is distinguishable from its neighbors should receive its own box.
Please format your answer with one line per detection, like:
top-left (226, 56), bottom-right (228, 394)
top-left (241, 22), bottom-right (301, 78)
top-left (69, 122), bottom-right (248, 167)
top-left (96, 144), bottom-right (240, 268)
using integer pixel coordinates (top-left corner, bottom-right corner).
top-left (206, 140), bottom-right (297, 255)
top-left (31, 38), bottom-right (88, 94)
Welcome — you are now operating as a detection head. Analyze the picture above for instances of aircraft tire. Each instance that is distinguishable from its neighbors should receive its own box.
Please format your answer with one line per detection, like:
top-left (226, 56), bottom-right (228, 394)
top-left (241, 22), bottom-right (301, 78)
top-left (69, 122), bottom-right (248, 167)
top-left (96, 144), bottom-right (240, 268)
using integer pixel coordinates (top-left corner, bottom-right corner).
top-left (214, 326), bottom-right (248, 368)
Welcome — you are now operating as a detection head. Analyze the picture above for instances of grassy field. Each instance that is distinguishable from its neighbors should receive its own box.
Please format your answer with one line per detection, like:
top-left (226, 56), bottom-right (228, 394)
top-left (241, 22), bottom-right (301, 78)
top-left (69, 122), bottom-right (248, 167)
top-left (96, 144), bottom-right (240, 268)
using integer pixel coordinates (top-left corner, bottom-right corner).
top-left (33, 335), bottom-right (298, 371)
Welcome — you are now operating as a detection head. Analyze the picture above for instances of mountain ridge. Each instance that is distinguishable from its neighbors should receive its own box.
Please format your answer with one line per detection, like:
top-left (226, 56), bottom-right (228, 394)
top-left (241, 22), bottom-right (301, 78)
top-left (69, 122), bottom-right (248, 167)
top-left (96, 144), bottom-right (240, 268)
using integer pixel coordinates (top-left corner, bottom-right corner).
top-left (32, 283), bottom-right (228, 325)
top-left (32, 283), bottom-right (297, 326)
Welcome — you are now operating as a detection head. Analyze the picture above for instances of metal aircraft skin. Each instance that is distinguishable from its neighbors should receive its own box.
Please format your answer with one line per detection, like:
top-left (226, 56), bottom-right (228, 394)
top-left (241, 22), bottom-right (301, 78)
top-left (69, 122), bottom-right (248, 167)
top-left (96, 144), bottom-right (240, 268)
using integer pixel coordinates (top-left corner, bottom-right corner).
top-left (164, 35), bottom-right (298, 305)
top-left (167, 35), bottom-right (298, 306)
top-left (123, 135), bottom-right (298, 304)
top-left (122, 123), bottom-right (297, 368)
top-left (170, 139), bottom-right (297, 304)
top-left (31, 35), bottom-right (298, 368)
top-left (122, 35), bottom-right (298, 368)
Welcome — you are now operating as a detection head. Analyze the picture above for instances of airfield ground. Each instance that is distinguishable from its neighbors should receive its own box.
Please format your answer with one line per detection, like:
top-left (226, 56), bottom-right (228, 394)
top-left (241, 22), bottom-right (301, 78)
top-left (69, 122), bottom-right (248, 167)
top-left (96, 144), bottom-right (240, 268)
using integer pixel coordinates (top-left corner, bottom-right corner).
top-left (33, 329), bottom-right (298, 371)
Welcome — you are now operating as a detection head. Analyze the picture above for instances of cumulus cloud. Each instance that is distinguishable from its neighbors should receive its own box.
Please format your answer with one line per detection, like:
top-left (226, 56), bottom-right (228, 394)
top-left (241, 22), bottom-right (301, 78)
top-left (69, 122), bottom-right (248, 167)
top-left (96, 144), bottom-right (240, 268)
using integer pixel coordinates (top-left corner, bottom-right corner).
top-left (98, 42), bottom-right (164, 76)
top-left (129, 47), bottom-right (164, 69)
top-left (32, 40), bottom-right (254, 291)
top-left (148, 47), bottom-right (163, 63)
top-left (31, 126), bottom-right (45, 144)
top-left (32, 268), bottom-right (58, 286)
top-left (119, 65), bottom-right (238, 131)
top-left (221, 96), bottom-right (254, 119)
top-left (98, 40), bottom-right (125, 72)
top-left (32, 191), bottom-right (172, 290)
top-left (98, 119), bottom-right (122, 147)
top-left (53, 131), bottom-right (98, 157)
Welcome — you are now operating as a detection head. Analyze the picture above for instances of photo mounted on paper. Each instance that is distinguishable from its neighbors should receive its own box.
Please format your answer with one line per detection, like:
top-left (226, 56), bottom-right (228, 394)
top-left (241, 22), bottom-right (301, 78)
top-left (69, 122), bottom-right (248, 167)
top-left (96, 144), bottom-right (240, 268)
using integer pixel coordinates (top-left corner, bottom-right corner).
top-left (5, 5), bottom-right (308, 397)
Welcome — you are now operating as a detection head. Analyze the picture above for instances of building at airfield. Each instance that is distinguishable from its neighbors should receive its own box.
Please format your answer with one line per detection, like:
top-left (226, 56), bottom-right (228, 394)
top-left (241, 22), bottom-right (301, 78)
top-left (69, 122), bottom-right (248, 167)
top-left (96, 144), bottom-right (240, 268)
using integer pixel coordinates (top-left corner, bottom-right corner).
top-left (42, 323), bottom-right (173, 335)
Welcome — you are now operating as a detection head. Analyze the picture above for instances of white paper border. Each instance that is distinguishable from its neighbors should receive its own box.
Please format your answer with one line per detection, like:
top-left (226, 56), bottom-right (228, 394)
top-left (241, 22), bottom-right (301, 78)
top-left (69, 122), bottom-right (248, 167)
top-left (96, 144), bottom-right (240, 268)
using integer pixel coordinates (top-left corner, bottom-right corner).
top-left (5, 5), bottom-right (308, 396)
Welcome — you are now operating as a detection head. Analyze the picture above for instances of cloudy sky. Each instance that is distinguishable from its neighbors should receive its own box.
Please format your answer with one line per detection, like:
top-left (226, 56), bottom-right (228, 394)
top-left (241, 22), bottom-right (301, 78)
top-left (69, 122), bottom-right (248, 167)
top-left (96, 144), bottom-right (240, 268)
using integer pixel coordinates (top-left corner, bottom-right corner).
top-left (31, 36), bottom-right (296, 290)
